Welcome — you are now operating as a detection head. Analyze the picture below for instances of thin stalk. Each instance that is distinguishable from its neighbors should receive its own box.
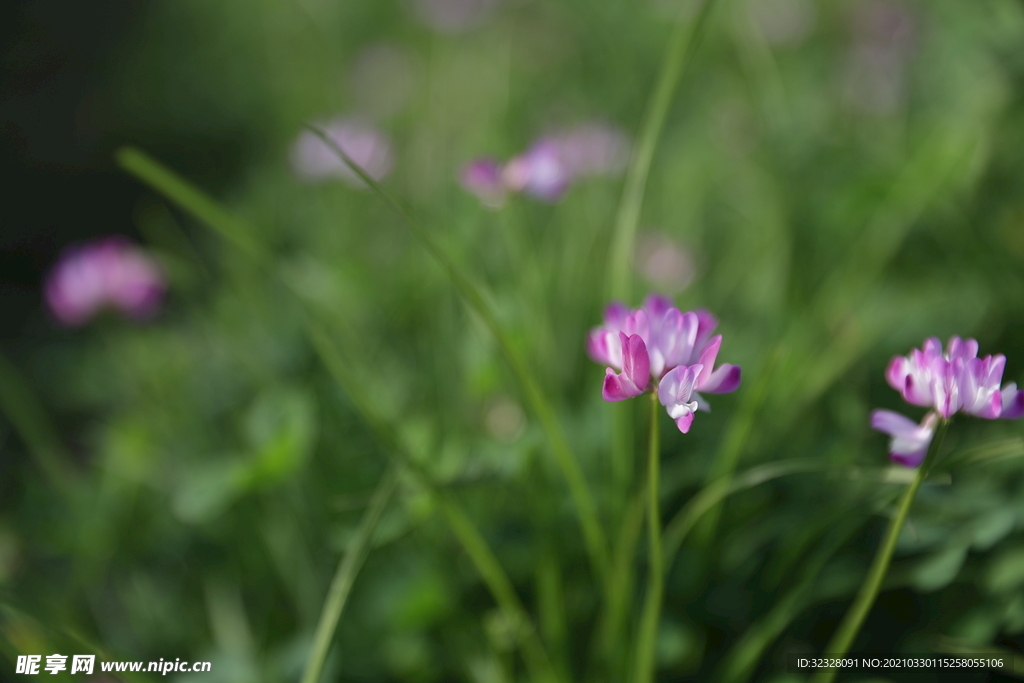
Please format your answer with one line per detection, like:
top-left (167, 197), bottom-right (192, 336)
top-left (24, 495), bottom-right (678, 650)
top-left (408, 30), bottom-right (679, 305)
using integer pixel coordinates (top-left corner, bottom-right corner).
top-left (606, 0), bottom-right (716, 302)
top-left (299, 130), bottom-right (611, 587)
top-left (0, 350), bottom-right (75, 497)
top-left (811, 419), bottom-right (950, 683)
top-left (300, 465), bottom-right (398, 683)
top-left (632, 393), bottom-right (663, 683)
top-left (594, 486), bottom-right (646, 679)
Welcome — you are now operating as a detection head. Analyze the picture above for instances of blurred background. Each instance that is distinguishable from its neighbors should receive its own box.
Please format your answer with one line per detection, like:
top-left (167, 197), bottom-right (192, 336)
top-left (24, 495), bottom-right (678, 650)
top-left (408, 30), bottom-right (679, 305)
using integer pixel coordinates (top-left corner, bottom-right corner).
top-left (4, 0), bottom-right (1024, 681)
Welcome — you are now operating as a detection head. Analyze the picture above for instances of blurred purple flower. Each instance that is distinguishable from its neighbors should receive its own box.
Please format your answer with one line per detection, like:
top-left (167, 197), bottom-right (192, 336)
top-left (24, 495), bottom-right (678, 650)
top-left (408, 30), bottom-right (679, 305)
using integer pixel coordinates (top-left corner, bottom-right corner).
top-left (873, 336), bottom-right (1024, 466)
top-left (636, 232), bottom-right (696, 293)
top-left (45, 237), bottom-right (165, 327)
top-left (412, 0), bottom-right (502, 33)
top-left (503, 139), bottom-right (572, 202)
top-left (588, 295), bottom-right (740, 433)
top-left (459, 122), bottom-right (630, 206)
top-left (290, 117), bottom-right (394, 186)
top-left (747, 0), bottom-right (817, 47)
top-left (459, 157), bottom-right (507, 209)
top-left (844, 0), bottom-right (915, 115)
top-left (554, 123), bottom-right (630, 178)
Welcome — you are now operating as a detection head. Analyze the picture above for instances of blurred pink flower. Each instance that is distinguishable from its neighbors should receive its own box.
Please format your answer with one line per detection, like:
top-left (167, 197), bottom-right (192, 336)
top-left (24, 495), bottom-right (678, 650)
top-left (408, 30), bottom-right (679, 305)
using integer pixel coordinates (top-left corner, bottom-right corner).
top-left (459, 157), bottom-right (507, 209)
top-left (554, 123), bottom-right (630, 178)
top-left (844, 0), bottom-right (915, 115)
top-left (503, 139), bottom-right (572, 203)
top-left (636, 233), bottom-right (695, 293)
top-left (412, 0), bottom-right (503, 33)
top-left (44, 237), bottom-right (165, 327)
top-left (290, 117), bottom-right (394, 186)
top-left (747, 0), bottom-right (817, 47)
top-left (459, 121), bottom-right (630, 206)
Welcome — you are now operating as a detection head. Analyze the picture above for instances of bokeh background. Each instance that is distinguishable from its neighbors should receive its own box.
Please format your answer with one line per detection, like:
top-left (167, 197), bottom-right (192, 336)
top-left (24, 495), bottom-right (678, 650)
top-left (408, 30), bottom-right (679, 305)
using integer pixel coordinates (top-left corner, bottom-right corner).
top-left (4, 0), bottom-right (1024, 681)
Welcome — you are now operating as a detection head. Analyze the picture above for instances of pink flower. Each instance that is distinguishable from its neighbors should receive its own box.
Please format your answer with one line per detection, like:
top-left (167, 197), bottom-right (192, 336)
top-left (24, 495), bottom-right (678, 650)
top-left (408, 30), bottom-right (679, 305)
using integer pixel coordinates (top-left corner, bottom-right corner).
top-left (458, 122), bottom-right (630, 206)
top-left (290, 117), bottom-right (394, 186)
top-left (588, 295), bottom-right (741, 433)
top-left (873, 336), bottom-right (1024, 467)
top-left (458, 158), bottom-right (507, 209)
top-left (885, 336), bottom-right (1022, 420)
top-left (503, 139), bottom-right (572, 203)
top-left (45, 237), bottom-right (165, 327)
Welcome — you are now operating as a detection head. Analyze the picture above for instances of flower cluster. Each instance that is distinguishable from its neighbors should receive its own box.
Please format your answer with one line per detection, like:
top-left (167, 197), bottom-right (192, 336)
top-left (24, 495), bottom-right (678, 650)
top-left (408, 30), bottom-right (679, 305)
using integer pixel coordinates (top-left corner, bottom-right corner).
top-left (460, 123), bottom-right (629, 208)
top-left (587, 295), bottom-right (741, 433)
top-left (872, 336), bottom-right (1024, 466)
top-left (45, 237), bottom-right (165, 327)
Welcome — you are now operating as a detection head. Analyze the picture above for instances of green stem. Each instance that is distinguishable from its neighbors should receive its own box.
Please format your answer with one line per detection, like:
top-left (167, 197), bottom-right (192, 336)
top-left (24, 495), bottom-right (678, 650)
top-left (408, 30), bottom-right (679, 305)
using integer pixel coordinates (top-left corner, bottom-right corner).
top-left (811, 418), bottom-right (950, 683)
top-left (606, 0), bottom-right (716, 303)
top-left (300, 466), bottom-right (397, 683)
top-left (0, 350), bottom-right (75, 497)
top-left (633, 394), bottom-right (663, 683)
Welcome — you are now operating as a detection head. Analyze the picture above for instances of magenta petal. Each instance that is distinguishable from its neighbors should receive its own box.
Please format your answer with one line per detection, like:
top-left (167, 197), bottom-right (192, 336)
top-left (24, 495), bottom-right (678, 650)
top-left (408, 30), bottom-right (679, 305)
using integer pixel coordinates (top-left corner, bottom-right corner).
top-left (674, 411), bottom-right (695, 434)
top-left (642, 294), bottom-right (673, 322)
top-left (700, 364), bottom-right (741, 394)
top-left (603, 302), bottom-right (630, 329)
top-left (620, 332), bottom-right (650, 390)
top-left (870, 409), bottom-right (936, 469)
top-left (602, 369), bottom-right (644, 402)
top-left (693, 309), bottom-right (719, 350)
top-left (586, 328), bottom-right (620, 368)
top-left (1001, 384), bottom-right (1024, 420)
top-left (870, 409), bottom-right (919, 437)
top-left (695, 335), bottom-right (722, 388)
top-left (886, 356), bottom-right (908, 393)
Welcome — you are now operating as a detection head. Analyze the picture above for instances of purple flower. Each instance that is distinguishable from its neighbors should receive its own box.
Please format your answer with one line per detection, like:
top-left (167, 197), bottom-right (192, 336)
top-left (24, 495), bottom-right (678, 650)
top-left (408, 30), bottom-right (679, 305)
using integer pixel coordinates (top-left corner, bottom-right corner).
top-left (411, 0), bottom-right (502, 33)
top-left (458, 121), bottom-right (630, 207)
top-left (885, 336), bottom-right (1022, 420)
top-left (459, 157), bottom-right (507, 209)
top-left (45, 237), bottom-right (165, 327)
top-left (290, 117), bottom-right (394, 186)
top-left (873, 336), bottom-right (1024, 466)
top-left (588, 295), bottom-right (741, 433)
top-left (502, 139), bottom-right (572, 203)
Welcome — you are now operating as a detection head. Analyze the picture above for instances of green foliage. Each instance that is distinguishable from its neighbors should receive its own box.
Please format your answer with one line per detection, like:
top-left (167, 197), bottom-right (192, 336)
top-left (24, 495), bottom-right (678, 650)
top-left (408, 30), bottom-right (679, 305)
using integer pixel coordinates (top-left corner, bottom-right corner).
top-left (4, 0), bottom-right (1024, 681)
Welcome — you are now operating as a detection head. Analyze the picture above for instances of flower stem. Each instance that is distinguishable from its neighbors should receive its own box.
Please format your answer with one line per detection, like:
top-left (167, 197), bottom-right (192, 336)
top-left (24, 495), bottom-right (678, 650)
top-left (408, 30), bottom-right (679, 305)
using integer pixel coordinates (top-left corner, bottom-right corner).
top-left (300, 466), bottom-right (397, 683)
top-left (811, 418), bottom-right (950, 683)
top-left (633, 393), bottom-right (664, 683)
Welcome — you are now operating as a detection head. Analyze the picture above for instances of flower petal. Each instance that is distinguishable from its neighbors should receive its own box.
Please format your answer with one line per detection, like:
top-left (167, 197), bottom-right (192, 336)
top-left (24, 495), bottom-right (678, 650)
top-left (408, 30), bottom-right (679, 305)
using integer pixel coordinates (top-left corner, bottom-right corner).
top-left (1001, 383), bottom-right (1024, 420)
top-left (871, 409), bottom-right (936, 468)
top-left (700, 363), bottom-right (742, 394)
top-left (603, 368), bottom-right (644, 402)
top-left (657, 364), bottom-right (702, 419)
top-left (693, 309), bottom-right (719, 351)
top-left (674, 411), bottom-right (695, 434)
top-left (621, 331), bottom-right (651, 390)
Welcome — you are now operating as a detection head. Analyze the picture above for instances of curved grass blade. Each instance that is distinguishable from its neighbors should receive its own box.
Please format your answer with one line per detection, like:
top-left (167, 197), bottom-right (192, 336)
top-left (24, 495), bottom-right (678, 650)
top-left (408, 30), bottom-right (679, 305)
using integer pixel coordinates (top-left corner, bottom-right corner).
top-left (606, 0), bottom-right (717, 302)
top-left (0, 350), bottom-right (75, 497)
top-left (301, 128), bottom-right (610, 585)
top-left (114, 147), bottom-right (561, 683)
top-left (300, 465), bottom-right (398, 683)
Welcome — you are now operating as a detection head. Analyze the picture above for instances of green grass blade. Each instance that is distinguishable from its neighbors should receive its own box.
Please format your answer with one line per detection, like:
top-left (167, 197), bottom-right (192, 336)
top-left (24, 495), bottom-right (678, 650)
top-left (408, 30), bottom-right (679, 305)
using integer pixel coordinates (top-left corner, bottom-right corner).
top-left (0, 350), bottom-right (75, 496)
top-left (301, 127), bottom-right (611, 585)
top-left (606, 0), bottom-right (717, 302)
top-left (300, 466), bottom-right (398, 683)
